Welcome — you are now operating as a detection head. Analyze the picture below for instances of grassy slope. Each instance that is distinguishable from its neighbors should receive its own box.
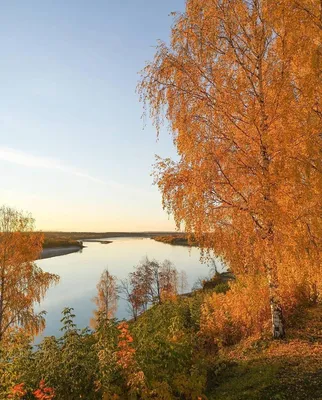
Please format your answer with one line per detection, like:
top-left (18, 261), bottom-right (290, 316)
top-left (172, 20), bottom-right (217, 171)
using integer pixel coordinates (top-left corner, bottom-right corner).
top-left (208, 305), bottom-right (322, 400)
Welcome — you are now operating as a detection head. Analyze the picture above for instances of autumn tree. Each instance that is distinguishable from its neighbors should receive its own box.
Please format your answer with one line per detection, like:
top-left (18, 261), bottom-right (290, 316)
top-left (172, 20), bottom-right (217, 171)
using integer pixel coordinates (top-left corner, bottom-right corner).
top-left (129, 257), bottom-right (155, 311)
top-left (139, 0), bottom-right (322, 338)
top-left (119, 278), bottom-right (142, 321)
top-left (159, 260), bottom-right (179, 301)
top-left (129, 257), bottom-right (180, 305)
top-left (0, 206), bottom-right (59, 341)
top-left (121, 258), bottom-right (184, 319)
top-left (92, 268), bottom-right (118, 327)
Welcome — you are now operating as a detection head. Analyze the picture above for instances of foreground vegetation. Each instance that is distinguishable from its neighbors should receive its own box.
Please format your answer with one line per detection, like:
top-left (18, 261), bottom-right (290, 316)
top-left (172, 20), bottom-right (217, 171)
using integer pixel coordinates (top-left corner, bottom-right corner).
top-left (1, 282), bottom-right (322, 399)
top-left (0, 205), bottom-right (321, 398)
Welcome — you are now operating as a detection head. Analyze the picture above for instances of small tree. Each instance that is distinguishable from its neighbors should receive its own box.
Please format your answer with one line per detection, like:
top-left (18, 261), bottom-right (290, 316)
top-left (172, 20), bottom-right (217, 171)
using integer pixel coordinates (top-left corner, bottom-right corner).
top-left (119, 279), bottom-right (142, 321)
top-left (0, 206), bottom-right (59, 341)
top-left (129, 258), bottom-right (155, 310)
top-left (159, 260), bottom-right (178, 301)
top-left (92, 269), bottom-right (118, 327)
top-left (121, 258), bottom-right (182, 319)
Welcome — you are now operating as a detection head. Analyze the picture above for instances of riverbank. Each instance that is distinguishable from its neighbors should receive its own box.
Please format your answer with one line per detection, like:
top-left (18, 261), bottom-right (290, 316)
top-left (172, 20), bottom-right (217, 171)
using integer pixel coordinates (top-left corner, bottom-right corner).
top-left (153, 235), bottom-right (198, 247)
top-left (39, 246), bottom-right (83, 260)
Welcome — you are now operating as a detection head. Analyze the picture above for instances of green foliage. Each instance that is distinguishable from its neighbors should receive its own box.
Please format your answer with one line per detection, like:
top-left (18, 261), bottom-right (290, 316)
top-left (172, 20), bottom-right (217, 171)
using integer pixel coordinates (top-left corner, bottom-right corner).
top-left (32, 308), bottom-right (98, 399)
top-left (2, 302), bottom-right (322, 399)
top-left (93, 314), bottom-right (122, 396)
top-left (131, 295), bottom-right (209, 399)
top-left (0, 295), bottom-right (212, 399)
top-left (0, 330), bottom-right (34, 398)
top-left (0, 308), bottom-right (100, 399)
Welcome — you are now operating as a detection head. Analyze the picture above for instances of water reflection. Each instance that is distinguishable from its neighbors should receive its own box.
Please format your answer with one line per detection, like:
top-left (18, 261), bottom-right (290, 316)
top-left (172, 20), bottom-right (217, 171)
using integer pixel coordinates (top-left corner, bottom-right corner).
top-left (36, 238), bottom-right (223, 338)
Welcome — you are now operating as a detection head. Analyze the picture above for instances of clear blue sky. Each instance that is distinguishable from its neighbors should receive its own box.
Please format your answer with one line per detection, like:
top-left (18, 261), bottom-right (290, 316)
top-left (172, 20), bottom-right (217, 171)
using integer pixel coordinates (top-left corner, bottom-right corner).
top-left (0, 0), bottom-right (185, 231)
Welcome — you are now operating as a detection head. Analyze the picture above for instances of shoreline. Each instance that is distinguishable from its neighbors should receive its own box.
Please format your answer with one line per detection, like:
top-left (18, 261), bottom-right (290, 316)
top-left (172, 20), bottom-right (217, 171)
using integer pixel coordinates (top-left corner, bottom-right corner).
top-left (39, 246), bottom-right (83, 260)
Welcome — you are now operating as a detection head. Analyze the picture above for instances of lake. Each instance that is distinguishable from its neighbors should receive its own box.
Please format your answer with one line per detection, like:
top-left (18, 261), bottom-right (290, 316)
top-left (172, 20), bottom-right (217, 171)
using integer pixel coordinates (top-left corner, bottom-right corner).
top-left (36, 237), bottom-right (224, 338)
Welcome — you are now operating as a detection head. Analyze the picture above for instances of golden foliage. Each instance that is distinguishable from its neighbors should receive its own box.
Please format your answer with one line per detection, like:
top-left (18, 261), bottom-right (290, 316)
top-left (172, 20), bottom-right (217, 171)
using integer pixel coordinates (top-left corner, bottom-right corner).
top-left (201, 275), bottom-right (271, 345)
top-left (139, 0), bottom-right (322, 338)
top-left (200, 269), bottom-right (322, 346)
top-left (0, 206), bottom-right (59, 341)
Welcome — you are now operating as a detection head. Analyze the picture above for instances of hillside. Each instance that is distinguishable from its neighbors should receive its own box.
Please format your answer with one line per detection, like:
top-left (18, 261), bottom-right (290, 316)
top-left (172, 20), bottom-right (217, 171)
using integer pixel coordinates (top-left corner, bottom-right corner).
top-left (208, 305), bottom-right (322, 399)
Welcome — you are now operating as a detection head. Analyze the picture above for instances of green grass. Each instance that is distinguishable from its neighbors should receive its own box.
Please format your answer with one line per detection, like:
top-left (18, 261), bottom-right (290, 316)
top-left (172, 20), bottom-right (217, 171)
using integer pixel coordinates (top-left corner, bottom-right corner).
top-left (207, 305), bottom-right (322, 400)
top-left (209, 357), bottom-right (322, 400)
top-left (207, 360), bottom-right (281, 400)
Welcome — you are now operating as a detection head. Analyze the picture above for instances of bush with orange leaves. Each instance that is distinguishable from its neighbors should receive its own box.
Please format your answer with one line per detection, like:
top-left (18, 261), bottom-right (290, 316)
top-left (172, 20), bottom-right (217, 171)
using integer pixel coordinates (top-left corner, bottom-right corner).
top-left (277, 261), bottom-right (322, 316)
top-left (200, 270), bottom-right (322, 347)
top-left (9, 380), bottom-right (55, 399)
top-left (33, 380), bottom-right (55, 400)
top-left (8, 383), bottom-right (27, 399)
top-left (200, 275), bottom-right (272, 346)
top-left (116, 322), bottom-right (146, 395)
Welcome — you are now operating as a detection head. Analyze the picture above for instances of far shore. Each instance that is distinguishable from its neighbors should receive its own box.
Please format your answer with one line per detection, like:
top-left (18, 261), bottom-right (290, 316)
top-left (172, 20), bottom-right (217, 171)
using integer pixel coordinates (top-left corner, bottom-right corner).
top-left (38, 231), bottom-right (185, 261)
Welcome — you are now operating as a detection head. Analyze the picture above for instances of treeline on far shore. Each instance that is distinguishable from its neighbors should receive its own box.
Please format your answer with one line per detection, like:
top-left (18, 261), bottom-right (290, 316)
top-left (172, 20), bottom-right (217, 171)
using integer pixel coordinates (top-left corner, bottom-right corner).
top-left (153, 235), bottom-right (198, 247)
top-left (41, 232), bottom-right (188, 250)
top-left (42, 237), bottom-right (84, 249)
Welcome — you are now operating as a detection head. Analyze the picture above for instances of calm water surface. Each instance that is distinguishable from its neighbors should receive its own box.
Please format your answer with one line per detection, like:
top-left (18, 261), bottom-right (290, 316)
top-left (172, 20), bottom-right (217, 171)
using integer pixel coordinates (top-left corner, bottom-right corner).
top-left (36, 238), bottom-right (223, 338)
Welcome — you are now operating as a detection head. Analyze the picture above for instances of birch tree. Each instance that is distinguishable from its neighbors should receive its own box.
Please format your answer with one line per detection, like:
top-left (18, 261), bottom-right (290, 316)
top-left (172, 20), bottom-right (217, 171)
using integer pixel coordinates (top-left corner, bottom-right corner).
top-left (92, 268), bottom-right (118, 327)
top-left (139, 0), bottom-right (322, 338)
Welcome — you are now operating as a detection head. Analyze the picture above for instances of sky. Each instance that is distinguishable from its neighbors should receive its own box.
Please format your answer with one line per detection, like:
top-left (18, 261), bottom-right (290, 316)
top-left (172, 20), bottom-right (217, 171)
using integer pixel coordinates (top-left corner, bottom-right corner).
top-left (0, 0), bottom-right (186, 232)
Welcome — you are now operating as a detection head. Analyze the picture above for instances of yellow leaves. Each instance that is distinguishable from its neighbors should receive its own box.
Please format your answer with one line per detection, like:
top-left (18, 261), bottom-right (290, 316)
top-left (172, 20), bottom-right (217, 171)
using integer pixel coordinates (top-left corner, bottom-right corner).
top-left (200, 264), bottom-right (322, 345)
top-left (139, 1), bottom-right (322, 338)
top-left (200, 275), bottom-right (271, 346)
top-left (0, 206), bottom-right (59, 340)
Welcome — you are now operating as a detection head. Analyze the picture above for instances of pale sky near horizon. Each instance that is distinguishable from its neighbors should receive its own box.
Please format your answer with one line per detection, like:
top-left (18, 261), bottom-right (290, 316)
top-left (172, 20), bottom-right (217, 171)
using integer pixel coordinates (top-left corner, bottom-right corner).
top-left (0, 0), bottom-right (186, 232)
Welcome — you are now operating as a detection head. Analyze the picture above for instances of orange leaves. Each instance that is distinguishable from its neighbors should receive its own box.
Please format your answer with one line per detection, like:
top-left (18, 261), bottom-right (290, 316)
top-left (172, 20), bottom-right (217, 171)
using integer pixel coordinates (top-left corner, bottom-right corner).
top-left (139, 0), bottom-right (321, 339)
top-left (33, 380), bottom-right (55, 400)
top-left (9, 381), bottom-right (55, 399)
top-left (200, 270), bottom-right (322, 345)
top-left (9, 383), bottom-right (27, 398)
top-left (116, 322), bottom-right (146, 392)
top-left (116, 322), bottom-right (136, 371)
top-left (201, 276), bottom-right (271, 346)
